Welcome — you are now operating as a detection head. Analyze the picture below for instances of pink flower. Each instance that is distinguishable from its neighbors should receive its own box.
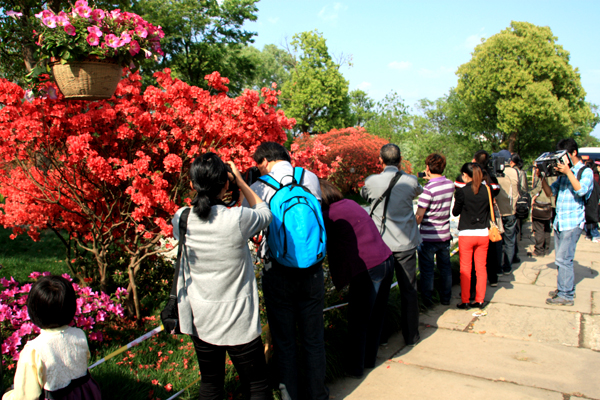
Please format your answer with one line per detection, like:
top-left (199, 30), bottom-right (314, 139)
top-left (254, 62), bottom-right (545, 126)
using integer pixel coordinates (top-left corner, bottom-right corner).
top-left (119, 31), bottom-right (131, 46)
top-left (110, 9), bottom-right (121, 20)
top-left (87, 26), bottom-right (103, 37)
top-left (28, 272), bottom-right (41, 280)
top-left (56, 11), bottom-right (69, 26)
top-left (64, 24), bottom-right (76, 36)
top-left (128, 40), bottom-right (140, 56)
top-left (6, 10), bottom-right (23, 19)
top-left (143, 49), bottom-right (152, 59)
top-left (104, 34), bottom-right (120, 48)
top-left (42, 14), bottom-right (57, 28)
top-left (74, 0), bottom-right (89, 8)
top-left (90, 9), bottom-right (105, 23)
top-left (75, 5), bottom-right (92, 18)
top-left (134, 25), bottom-right (147, 38)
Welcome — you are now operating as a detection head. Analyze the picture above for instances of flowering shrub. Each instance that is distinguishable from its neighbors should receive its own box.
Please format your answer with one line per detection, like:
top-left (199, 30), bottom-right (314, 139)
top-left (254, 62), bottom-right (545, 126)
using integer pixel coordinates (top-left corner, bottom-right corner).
top-left (34, 0), bottom-right (164, 68)
top-left (290, 139), bottom-right (340, 179)
top-left (0, 272), bottom-right (127, 370)
top-left (0, 69), bottom-right (294, 320)
top-left (294, 127), bottom-right (412, 193)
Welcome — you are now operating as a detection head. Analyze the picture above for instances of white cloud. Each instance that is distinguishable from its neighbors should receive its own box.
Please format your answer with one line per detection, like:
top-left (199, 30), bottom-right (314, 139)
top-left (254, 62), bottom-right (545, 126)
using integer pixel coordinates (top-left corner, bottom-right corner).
top-left (388, 61), bottom-right (412, 71)
top-left (464, 30), bottom-right (486, 50)
top-left (417, 66), bottom-right (455, 79)
top-left (357, 82), bottom-right (372, 91)
top-left (318, 2), bottom-right (347, 23)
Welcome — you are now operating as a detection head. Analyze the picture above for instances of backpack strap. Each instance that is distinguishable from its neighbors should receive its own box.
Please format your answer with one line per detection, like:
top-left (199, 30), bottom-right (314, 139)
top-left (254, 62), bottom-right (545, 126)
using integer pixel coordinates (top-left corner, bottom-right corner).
top-left (170, 208), bottom-right (191, 298)
top-left (293, 167), bottom-right (305, 185)
top-left (370, 171), bottom-right (402, 233)
top-left (258, 174), bottom-right (282, 191)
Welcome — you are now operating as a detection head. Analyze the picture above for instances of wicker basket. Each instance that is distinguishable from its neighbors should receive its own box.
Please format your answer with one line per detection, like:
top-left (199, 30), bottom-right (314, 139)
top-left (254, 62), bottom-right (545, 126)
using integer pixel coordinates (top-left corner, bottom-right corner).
top-left (51, 60), bottom-right (122, 100)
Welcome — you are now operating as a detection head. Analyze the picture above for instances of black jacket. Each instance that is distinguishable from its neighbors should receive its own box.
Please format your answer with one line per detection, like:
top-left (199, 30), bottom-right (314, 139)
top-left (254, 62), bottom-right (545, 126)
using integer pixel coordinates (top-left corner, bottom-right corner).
top-left (452, 182), bottom-right (491, 231)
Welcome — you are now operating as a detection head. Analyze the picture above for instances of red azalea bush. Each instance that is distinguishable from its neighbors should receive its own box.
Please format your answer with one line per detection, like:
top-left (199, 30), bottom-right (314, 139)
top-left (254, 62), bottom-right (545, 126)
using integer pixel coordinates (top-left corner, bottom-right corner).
top-left (294, 127), bottom-right (412, 194)
top-left (0, 272), bottom-right (126, 370)
top-left (0, 69), bottom-right (294, 320)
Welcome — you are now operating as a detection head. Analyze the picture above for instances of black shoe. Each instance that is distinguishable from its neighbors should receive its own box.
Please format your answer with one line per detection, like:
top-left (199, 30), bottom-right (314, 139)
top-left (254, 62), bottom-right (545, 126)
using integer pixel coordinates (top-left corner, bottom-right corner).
top-left (513, 256), bottom-right (521, 263)
top-left (457, 302), bottom-right (471, 309)
top-left (441, 300), bottom-right (450, 306)
top-left (470, 302), bottom-right (484, 309)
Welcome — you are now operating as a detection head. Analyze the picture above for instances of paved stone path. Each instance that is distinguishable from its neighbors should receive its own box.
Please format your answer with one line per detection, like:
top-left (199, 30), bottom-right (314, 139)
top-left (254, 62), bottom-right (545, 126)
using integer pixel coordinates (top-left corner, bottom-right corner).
top-left (328, 224), bottom-right (600, 400)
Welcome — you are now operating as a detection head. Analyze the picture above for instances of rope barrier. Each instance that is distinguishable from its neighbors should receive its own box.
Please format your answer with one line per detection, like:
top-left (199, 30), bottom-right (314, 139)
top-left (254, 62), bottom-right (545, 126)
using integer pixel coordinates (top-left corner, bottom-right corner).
top-left (165, 377), bottom-right (202, 400)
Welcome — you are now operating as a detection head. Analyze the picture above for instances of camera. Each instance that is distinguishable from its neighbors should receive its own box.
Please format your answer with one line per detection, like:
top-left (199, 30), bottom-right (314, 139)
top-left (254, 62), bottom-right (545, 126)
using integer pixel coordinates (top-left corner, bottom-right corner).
top-left (488, 156), bottom-right (506, 177)
top-left (535, 150), bottom-right (573, 177)
top-left (222, 165), bottom-right (262, 207)
top-left (417, 172), bottom-right (426, 178)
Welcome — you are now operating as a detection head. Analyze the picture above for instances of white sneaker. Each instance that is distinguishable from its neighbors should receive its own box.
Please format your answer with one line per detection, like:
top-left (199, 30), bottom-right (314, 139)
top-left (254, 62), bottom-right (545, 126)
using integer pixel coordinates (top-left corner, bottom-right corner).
top-left (593, 238), bottom-right (600, 243)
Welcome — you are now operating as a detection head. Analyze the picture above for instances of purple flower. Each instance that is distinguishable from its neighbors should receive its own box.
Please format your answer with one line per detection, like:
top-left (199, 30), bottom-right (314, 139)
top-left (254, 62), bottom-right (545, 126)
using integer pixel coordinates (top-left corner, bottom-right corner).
top-left (6, 10), bottom-right (23, 19)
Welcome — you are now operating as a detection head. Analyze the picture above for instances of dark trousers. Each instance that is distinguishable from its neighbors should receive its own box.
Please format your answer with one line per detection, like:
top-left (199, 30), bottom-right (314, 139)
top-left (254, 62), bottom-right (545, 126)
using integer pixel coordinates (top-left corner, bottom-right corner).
top-left (191, 335), bottom-right (270, 400)
top-left (417, 240), bottom-right (452, 306)
top-left (262, 263), bottom-right (328, 400)
top-left (532, 218), bottom-right (552, 255)
top-left (346, 255), bottom-right (394, 376)
top-left (392, 249), bottom-right (420, 345)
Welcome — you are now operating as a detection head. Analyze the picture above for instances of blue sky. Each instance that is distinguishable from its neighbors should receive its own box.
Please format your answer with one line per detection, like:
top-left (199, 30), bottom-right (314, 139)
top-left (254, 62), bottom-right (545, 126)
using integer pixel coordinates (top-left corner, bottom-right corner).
top-left (244, 0), bottom-right (600, 138)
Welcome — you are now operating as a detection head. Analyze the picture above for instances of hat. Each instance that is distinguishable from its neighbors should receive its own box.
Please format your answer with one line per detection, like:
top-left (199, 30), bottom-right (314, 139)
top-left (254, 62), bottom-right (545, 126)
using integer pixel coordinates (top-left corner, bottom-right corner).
top-left (492, 150), bottom-right (512, 160)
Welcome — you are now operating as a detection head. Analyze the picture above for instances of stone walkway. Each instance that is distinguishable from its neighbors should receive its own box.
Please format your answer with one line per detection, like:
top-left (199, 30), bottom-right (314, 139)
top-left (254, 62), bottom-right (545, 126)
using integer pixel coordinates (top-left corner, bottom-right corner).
top-left (328, 224), bottom-right (600, 400)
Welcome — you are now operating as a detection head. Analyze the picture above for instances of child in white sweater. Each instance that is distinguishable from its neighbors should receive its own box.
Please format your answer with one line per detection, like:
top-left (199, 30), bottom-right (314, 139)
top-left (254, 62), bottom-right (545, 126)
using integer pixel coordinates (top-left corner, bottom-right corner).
top-left (2, 275), bottom-right (101, 400)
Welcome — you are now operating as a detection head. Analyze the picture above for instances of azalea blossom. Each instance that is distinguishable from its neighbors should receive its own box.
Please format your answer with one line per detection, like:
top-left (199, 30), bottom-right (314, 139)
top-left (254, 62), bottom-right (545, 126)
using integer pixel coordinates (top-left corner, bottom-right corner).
top-left (64, 23), bottom-right (76, 36)
top-left (6, 10), bottom-right (23, 19)
top-left (104, 34), bottom-right (120, 48)
top-left (86, 33), bottom-right (99, 45)
top-left (87, 25), bottom-right (103, 37)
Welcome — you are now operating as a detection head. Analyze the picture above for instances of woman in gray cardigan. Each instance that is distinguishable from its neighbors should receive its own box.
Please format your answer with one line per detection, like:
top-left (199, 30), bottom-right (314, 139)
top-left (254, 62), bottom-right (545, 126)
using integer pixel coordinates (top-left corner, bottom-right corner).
top-left (171, 153), bottom-right (272, 400)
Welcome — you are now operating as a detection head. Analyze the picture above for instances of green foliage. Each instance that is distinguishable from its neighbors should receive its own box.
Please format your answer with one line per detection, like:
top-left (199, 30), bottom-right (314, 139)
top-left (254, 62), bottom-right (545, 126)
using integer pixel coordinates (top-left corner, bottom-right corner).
top-left (455, 21), bottom-right (597, 158)
top-left (365, 91), bottom-right (411, 143)
top-left (348, 89), bottom-right (376, 127)
top-left (133, 0), bottom-right (259, 94)
top-left (281, 30), bottom-right (351, 135)
top-left (242, 44), bottom-right (295, 91)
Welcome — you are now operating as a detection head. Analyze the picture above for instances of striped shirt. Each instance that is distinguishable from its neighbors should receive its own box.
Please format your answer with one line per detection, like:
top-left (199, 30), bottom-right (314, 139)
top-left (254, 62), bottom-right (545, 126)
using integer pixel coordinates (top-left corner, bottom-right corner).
top-left (418, 176), bottom-right (454, 242)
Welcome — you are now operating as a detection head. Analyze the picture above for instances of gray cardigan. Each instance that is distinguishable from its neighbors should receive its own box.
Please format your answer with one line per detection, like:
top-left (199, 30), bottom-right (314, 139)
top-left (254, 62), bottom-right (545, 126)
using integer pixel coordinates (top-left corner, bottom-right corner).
top-left (172, 203), bottom-right (272, 346)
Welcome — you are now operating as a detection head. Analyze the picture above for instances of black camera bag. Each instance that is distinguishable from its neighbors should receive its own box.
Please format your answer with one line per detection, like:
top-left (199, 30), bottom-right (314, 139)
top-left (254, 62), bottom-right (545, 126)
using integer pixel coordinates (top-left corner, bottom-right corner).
top-left (161, 208), bottom-right (190, 334)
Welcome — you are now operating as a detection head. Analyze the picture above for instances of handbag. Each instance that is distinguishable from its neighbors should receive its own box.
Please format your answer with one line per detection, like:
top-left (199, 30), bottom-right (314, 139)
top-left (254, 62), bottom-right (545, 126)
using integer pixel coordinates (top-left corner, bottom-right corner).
top-left (532, 201), bottom-right (552, 220)
top-left (486, 185), bottom-right (503, 242)
top-left (160, 208), bottom-right (191, 334)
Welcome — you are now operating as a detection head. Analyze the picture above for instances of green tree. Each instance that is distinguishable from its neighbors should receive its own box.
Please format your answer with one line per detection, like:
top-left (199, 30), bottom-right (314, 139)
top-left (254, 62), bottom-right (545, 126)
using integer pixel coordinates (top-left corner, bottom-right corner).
top-left (348, 89), bottom-right (376, 127)
top-left (455, 21), bottom-right (596, 157)
top-left (365, 91), bottom-right (411, 143)
top-left (242, 44), bottom-right (295, 91)
top-left (281, 30), bottom-right (351, 135)
top-left (134, 0), bottom-right (259, 94)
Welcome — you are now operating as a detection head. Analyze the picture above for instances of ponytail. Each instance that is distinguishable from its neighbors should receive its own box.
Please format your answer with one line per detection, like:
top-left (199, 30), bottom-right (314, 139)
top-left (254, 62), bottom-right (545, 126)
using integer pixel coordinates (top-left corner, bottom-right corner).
top-left (471, 164), bottom-right (482, 194)
top-left (189, 153), bottom-right (228, 220)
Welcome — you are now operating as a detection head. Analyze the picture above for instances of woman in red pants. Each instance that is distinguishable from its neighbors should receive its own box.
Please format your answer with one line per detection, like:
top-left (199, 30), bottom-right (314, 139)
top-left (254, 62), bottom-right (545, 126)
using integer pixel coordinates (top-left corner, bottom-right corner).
top-left (452, 163), bottom-right (491, 309)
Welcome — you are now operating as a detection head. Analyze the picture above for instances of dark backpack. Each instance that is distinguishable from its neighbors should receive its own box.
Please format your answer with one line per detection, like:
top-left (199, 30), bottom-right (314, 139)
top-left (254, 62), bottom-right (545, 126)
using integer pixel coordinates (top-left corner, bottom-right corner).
top-left (514, 169), bottom-right (531, 219)
top-left (576, 166), bottom-right (600, 225)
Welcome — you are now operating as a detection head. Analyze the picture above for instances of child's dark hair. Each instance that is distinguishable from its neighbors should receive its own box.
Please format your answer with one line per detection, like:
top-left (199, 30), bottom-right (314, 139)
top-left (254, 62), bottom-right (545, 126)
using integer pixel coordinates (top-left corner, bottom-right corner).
top-left (189, 152), bottom-right (229, 220)
top-left (461, 162), bottom-right (483, 195)
top-left (253, 142), bottom-right (291, 164)
top-left (27, 275), bottom-right (77, 329)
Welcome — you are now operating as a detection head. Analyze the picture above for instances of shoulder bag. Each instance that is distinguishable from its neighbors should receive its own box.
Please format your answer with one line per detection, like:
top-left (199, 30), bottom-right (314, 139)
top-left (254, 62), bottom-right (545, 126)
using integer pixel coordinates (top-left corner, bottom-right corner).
top-left (486, 185), bottom-right (503, 242)
top-left (160, 207), bottom-right (191, 334)
top-left (369, 171), bottom-right (402, 233)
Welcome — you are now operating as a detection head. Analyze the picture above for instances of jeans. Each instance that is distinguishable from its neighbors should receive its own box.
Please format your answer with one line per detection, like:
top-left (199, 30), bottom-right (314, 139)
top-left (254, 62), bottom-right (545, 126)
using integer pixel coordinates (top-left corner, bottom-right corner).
top-left (554, 227), bottom-right (582, 301)
top-left (346, 255), bottom-right (394, 376)
top-left (501, 215), bottom-right (518, 272)
top-left (191, 335), bottom-right (270, 400)
top-left (417, 240), bottom-right (452, 306)
top-left (585, 224), bottom-right (600, 239)
top-left (487, 240), bottom-right (502, 283)
top-left (392, 248), bottom-right (420, 345)
top-left (262, 263), bottom-right (328, 400)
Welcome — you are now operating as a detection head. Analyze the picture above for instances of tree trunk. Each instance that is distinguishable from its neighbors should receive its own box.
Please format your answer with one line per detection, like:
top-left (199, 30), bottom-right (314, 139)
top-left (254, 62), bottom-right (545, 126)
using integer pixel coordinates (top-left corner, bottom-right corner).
top-left (23, 45), bottom-right (36, 73)
top-left (508, 132), bottom-right (518, 153)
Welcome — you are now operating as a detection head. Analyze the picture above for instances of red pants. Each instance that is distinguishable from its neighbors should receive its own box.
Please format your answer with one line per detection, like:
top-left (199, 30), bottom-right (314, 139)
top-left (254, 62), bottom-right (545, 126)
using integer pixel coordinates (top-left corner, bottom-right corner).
top-left (458, 235), bottom-right (489, 303)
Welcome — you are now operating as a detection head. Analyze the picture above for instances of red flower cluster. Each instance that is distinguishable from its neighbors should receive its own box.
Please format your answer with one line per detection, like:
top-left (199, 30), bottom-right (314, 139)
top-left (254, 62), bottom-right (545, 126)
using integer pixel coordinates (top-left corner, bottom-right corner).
top-left (294, 127), bottom-right (412, 193)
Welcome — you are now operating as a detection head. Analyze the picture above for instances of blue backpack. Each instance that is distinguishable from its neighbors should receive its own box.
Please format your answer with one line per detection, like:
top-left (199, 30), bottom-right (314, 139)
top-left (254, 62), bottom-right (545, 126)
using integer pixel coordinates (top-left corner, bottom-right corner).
top-left (259, 167), bottom-right (327, 268)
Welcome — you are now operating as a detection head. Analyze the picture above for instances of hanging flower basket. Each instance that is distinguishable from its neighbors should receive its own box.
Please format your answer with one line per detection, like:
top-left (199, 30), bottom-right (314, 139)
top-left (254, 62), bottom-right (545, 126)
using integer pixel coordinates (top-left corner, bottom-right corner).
top-left (51, 59), bottom-right (122, 100)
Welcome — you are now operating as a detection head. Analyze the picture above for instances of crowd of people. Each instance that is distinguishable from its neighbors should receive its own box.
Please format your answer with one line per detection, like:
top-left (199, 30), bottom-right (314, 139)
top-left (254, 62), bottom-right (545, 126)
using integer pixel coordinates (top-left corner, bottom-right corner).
top-left (4, 138), bottom-right (594, 400)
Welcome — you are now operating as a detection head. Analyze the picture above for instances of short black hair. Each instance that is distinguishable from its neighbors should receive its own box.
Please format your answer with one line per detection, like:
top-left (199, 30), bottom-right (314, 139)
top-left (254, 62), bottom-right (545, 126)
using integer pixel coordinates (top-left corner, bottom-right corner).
top-left (253, 142), bottom-right (291, 164)
top-left (319, 179), bottom-right (344, 209)
top-left (557, 138), bottom-right (579, 157)
top-left (27, 275), bottom-right (77, 329)
top-left (380, 144), bottom-right (401, 166)
top-left (473, 150), bottom-right (490, 168)
top-left (511, 153), bottom-right (523, 169)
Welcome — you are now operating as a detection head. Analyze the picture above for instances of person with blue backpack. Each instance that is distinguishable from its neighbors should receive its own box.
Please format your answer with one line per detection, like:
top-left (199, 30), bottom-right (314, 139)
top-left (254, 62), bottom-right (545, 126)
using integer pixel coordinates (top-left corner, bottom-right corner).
top-left (244, 142), bottom-right (329, 400)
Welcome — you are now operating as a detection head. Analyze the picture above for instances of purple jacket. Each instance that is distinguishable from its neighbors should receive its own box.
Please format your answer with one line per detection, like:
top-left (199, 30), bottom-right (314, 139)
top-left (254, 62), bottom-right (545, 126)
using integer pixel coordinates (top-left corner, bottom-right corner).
top-left (323, 199), bottom-right (392, 290)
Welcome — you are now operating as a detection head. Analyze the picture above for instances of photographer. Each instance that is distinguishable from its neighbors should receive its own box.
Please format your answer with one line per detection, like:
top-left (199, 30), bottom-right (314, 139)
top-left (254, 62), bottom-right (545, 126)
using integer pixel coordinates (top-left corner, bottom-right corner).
top-left (415, 153), bottom-right (454, 308)
top-left (530, 163), bottom-right (556, 256)
top-left (540, 138), bottom-right (594, 306)
top-left (493, 149), bottom-right (520, 275)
